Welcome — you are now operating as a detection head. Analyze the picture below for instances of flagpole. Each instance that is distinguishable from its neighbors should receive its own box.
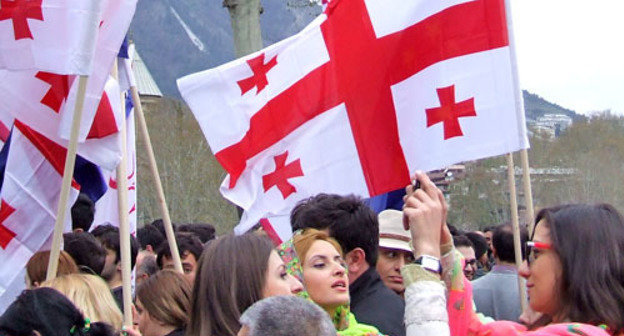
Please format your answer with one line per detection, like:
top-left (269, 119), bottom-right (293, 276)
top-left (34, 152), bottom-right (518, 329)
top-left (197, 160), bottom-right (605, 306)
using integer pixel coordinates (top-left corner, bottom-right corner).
top-left (112, 60), bottom-right (133, 326)
top-left (128, 75), bottom-right (182, 273)
top-left (503, 0), bottom-right (536, 229)
top-left (46, 75), bottom-right (89, 281)
top-left (506, 153), bottom-right (528, 313)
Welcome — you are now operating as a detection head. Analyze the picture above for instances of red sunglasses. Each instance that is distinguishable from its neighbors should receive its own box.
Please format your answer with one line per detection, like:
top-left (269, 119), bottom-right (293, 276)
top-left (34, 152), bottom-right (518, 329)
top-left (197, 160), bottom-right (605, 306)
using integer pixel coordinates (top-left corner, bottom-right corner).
top-left (525, 241), bottom-right (552, 266)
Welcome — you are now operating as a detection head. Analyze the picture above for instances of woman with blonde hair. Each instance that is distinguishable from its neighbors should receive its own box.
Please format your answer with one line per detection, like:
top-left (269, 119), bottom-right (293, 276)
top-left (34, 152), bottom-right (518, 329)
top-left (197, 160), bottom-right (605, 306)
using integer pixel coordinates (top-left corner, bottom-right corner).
top-left (42, 273), bottom-right (123, 330)
top-left (289, 229), bottom-right (383, 336)
top-left (25, 250), bottom-right (79, 288)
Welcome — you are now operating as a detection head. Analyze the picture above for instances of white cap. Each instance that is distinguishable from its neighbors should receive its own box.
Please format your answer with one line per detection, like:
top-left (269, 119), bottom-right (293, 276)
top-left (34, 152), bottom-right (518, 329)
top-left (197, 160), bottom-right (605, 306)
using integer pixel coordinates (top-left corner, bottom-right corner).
top-left (378, 209), bottom-right (412, 253)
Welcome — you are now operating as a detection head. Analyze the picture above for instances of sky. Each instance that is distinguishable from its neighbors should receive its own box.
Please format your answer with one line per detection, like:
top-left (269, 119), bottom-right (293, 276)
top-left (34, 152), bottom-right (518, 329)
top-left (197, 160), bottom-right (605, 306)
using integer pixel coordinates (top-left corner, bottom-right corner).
top-left (510, 0), bottom-right (624, 115)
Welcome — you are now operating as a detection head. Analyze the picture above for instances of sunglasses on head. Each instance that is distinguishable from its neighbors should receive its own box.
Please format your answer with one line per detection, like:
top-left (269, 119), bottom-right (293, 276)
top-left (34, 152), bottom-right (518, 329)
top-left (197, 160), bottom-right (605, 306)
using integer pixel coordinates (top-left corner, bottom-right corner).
top-left (525, 241), bottom-right (552, 266)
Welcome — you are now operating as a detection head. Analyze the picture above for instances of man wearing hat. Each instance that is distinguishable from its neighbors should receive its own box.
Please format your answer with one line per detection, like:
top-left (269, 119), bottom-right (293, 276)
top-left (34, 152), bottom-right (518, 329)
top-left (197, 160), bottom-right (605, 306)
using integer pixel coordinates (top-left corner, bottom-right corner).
top-left (376, 209), bottom-right (415, 298)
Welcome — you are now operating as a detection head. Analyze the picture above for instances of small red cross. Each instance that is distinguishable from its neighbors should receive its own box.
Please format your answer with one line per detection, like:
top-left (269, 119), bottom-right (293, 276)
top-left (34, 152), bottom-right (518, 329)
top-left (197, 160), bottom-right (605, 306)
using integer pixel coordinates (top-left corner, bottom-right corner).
top-left (35, 71), bottom-right (74, 114)
top-left (0, 0), bottom-right (43, 40)
top-left (262, 151), bottom-right (303, 199)
top-left (0, 199), bottom-right (16, 249)
top-left (237, 53), bottom-right (278, 96)
top-left (425, 85), bottom-right (476, 140)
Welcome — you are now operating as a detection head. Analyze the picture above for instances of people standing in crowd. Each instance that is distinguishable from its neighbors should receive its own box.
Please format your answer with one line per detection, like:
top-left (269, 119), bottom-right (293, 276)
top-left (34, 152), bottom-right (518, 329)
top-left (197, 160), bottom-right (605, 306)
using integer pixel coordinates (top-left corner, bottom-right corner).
top-left (42, 274), bottom-right (123, 331)
top-left (63, 231), bottom-right (107, 275)
top-left (291, 194), bottom-right (405, 336)
top-left (472, 224), bottom-right (528, 321)
top-left (177, 223), bottom-right (216, 244)
top-left (453, 235), bottom-right (477, 280)
top-left (401, 171), bottom-right (624, 336)
top-left (0, 287), bottom-right (116, 336)
top-left (136, 254), bottom-right (159, 285)
top-left (137, 224), bottom-right (165, 254)
top-left (25, 250), bottom-right (79, 288)
top-left (156, 232), bottom-right (203, 285)
top-left (124, 270), bottom-right (191, 336)
top-left (238, 296), bottom-right (336, 336)
top-left (291, 229), bottom-right (383, 335)
top-left (91, 224), bottom-right (139, 311)
top-left (186, 233), bottom-right (303, 336)
top-left (376, 209), bottom-right (414, 298)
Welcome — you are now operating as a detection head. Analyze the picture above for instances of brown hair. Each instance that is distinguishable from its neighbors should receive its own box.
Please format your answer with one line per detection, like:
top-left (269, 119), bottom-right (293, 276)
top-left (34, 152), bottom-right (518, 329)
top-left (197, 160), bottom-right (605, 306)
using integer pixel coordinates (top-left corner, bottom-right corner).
top-left (293, 229), bottom-right (343, 263)
top-left (26, 251), bottom-right (79, 287)
top-left (136, 270), bottom-right (191, 328)
top-left (186, 233), bottom-right (274, 336)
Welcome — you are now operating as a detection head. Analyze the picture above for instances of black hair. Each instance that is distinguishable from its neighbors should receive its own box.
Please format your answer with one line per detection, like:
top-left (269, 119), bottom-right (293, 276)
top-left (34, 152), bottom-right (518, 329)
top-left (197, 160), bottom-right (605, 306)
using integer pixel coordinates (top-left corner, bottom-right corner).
top-left (290, 194), bottom-right (379, 266)
top-left (63, 232), bottom-right (106, 276)
top-left (71, 193), bottom-right (95, 232)
top-left (92, 225), bottom-right (139, 269)
top-left (453, 235), bottom-right (474, 249)
top-left (483, 225), bottom-right (497, 233)
top-left (137, 224), bottom-right (165, 251)
top-left (156, 232), bottom-right (204, 268)
top-left (533, 204), bottom-right (624, 333)
top-left (149, 219), bottom-right (177, 239)
top-left (177, 223), bottom-right (216, 244)
top-left (465, 231), bottom-right (488, 259)
top-left (0, 287), bottom-right (115, 336)
top-left (492, 224), bottom-right (528, 263)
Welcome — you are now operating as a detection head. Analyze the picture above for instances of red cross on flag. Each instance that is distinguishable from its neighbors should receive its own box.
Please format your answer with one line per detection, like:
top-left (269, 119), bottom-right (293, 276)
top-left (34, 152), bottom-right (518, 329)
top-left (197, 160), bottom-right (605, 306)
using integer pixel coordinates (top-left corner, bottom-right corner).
top-left (0, 120), bottom-right (79, 301)
top-left (178, 0), bottom-right (529, 238)
top-left (0, 70), bottom-right (125, 170)
top-left (0, 0), bottom-right (102, 74)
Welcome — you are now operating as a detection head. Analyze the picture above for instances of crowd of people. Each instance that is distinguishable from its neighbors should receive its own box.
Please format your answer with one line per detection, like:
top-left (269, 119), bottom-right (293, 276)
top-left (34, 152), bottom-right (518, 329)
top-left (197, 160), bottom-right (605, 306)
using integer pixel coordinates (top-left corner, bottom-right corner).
top-left (2, 172), bottom-right (624, 336)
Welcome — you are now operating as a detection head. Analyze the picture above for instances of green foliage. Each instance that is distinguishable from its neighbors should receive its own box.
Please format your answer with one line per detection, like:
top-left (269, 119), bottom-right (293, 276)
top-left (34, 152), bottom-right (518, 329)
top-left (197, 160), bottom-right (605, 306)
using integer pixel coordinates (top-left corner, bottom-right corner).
top-left (136, 97), bottom-right (239, 234)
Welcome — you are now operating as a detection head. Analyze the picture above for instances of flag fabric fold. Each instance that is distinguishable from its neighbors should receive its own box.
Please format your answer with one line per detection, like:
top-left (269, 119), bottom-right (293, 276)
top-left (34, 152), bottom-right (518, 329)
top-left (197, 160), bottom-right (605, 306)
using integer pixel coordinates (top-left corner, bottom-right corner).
top-left (178, 0), bottom-right (529, 239)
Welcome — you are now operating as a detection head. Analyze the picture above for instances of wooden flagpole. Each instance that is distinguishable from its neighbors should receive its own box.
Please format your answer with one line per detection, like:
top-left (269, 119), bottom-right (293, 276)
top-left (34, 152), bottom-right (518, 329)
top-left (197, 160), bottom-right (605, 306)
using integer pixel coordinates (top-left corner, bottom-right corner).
top-left (112, 61), bottom-right (133, 326)
top-left (521, 150), bottom-right (536, 231)
top-left (506, 153), bottom-right (528, 313)
top-left (127, 56), bottom-right (182, 273)
top-left (46, 75), bottom-right (89, 281)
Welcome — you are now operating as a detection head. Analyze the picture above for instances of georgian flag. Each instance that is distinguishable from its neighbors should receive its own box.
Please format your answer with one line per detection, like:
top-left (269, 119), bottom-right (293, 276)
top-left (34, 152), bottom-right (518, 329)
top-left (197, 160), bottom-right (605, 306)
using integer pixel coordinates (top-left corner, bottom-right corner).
top-left (178, 0), bottom-right (529, 241)
top-left (0, 0), bottom-right (103, 74)
top-left (0, 120), bottom-right (80, 305)
top-left (0, 71), bottom-right (124, 170)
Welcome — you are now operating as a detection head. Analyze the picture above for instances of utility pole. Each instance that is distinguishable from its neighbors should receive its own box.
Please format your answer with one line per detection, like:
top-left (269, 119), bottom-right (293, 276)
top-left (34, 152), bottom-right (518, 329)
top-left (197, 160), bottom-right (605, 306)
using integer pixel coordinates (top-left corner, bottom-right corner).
top-left (223, 0), bottom-right (263, 57)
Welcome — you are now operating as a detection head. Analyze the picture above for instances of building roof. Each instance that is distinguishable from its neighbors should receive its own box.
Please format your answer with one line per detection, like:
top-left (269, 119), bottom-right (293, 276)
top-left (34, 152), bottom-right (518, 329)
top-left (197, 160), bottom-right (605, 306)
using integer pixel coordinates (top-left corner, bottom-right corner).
top-left (131, 45), bottom-right (163, 97)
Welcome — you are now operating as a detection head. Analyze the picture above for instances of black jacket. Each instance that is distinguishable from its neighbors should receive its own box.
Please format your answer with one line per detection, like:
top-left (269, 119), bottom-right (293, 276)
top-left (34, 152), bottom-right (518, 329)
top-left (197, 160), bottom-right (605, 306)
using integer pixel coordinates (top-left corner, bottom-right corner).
top-left (349, 267), bottom-right (406, 336)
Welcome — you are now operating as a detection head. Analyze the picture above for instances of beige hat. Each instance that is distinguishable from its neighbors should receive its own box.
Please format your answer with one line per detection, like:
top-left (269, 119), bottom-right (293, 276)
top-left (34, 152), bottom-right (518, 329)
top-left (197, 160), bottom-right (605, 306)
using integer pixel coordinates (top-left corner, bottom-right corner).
top-left (378, 209), bottom-right (412, 253)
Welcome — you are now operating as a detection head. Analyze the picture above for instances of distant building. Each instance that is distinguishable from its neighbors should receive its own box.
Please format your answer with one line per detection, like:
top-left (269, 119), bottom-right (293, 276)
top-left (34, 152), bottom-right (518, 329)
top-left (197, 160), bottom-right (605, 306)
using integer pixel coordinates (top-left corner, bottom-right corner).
top-left (130, 44), bottom-right (163, 106)
top-left (528, 114), bottom-right (573, 138)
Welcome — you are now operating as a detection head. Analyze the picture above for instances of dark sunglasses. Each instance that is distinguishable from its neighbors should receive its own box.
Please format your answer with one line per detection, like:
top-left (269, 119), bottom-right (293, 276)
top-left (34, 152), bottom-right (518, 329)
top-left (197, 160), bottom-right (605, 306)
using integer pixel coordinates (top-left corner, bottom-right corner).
top-left (525, 241), bottom-right (552, 266)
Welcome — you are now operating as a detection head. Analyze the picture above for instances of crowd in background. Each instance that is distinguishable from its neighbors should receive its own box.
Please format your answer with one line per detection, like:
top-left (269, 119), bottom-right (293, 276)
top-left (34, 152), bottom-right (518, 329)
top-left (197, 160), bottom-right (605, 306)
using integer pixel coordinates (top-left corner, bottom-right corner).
top-left (2, 173), bottom-right (624, 336)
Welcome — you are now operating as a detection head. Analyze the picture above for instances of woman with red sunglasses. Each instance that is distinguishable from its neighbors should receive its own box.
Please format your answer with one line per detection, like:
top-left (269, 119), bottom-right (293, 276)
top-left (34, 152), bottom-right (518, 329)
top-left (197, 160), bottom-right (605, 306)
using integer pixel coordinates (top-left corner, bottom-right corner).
top-left (401, 172), bottom-right (624, 336)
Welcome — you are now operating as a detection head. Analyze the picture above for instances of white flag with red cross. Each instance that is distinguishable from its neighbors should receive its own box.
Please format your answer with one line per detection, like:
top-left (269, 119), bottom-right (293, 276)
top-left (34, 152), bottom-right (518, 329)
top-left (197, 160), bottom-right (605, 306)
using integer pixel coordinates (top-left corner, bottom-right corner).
top-left (0, 0), bottom-right (102, 74)
top-left (0, 70), bottom-right (125, 170)
top-left (0, 120), bottom-right (80, 300)
top-left (178, 0), bottom-right (529, 240)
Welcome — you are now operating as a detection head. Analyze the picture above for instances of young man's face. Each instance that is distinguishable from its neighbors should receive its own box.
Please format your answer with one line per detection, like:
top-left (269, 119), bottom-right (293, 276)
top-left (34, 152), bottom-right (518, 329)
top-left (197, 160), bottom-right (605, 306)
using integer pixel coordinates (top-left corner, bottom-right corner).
top-left (162, 250), bottom-right (198, 285)
top-left (100, 248), bottom-right (118, 282)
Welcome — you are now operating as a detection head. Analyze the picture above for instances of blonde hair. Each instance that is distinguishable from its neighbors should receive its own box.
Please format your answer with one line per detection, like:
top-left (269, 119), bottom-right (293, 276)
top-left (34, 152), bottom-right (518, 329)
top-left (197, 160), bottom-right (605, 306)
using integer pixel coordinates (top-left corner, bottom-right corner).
top-left (42, 273), bottom-right (123, 330)
top-left (26, 250), bottom-right (79, 287)
top-left (136, 270), bottom-right (191, 328)
top-left (293, 229), bottom-right (343, 263)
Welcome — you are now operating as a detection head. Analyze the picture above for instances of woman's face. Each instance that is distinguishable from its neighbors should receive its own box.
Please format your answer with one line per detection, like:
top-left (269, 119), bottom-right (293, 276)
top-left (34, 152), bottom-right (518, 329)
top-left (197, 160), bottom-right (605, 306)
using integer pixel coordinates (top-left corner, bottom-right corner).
top-left (135, 299), bottom-right (159, 336)
top-left (302, 240), bottom-right (349, 310)
top-left (262, 250), bottom-right (303, 297)
top-left (518, 220), bottom-right (562, 318)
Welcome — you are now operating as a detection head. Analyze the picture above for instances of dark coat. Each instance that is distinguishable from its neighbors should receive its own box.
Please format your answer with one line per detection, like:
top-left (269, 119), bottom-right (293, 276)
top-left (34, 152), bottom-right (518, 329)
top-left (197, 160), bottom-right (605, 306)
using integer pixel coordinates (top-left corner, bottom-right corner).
top-left (349, 267), bottom-right (406, 336)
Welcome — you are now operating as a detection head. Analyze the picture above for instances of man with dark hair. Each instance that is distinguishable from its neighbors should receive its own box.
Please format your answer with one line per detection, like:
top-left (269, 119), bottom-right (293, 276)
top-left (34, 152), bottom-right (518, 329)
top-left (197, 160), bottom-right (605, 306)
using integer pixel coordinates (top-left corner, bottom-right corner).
top-left (137, 224), bottom-right (165, 253)
top-left (63, 231), bottom-right (106, 275)
top-left (453, 235), bottom-right (477, 280)
top-left (290, 194), bottom-right (405, 336)
top-left (157, 232), bottom-right (203, 284)
top-left (465, 231), bottom-right (491, 278)
top-left (177, 223), bottom-right (216, 244)
top-left (472, 224), bottom-right (528, 321)
top-left (149, 219), bottom-right (177, 239)
top-left (70, 193), bottom-right (95, 233)
top-left (91, 224), bottom-right (139, 310)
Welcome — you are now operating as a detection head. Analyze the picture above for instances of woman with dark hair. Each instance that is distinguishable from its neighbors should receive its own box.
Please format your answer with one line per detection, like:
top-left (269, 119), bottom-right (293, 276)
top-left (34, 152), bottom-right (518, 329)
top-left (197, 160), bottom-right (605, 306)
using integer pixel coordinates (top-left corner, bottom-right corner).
top-left (186, 233), bottom-right (303, 336)
top-left (0, 287), bottom-right (116, 336)
top-left (401, 172), bottom-right (624, 336)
